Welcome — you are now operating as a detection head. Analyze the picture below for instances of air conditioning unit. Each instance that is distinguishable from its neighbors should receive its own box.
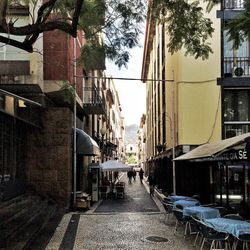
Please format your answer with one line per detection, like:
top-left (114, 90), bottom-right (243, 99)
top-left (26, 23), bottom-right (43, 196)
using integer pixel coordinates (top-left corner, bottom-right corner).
top-left (232, 67), bottom-right (244, 77)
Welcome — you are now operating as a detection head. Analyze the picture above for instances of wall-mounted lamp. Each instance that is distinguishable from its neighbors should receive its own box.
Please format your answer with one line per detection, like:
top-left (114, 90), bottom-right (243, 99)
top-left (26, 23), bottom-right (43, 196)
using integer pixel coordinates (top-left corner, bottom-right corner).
top-left (100, 127), bottom-right (106, 136)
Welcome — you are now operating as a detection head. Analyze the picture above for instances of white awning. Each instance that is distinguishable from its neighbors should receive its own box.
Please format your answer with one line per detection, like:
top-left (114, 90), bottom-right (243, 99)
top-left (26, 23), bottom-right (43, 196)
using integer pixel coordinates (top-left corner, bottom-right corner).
top-left (174, 133), bottom-right (250, 162)
top-left (75, 128), bottom-right (100, 156)
top-left (100, 160), bottom-right (132, 172)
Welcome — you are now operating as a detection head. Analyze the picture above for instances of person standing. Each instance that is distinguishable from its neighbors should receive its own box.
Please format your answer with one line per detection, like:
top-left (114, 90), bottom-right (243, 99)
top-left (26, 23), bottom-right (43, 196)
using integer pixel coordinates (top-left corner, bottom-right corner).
top-left (147, 172), bottom-right (156, 196)
top-left (139, 168), bottom-right (144, 184)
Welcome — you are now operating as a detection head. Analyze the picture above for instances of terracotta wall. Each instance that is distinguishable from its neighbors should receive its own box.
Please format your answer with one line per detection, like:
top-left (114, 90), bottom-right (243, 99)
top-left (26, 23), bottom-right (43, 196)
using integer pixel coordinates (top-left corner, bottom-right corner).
top-left (43, 30), bottom-right (70, 81)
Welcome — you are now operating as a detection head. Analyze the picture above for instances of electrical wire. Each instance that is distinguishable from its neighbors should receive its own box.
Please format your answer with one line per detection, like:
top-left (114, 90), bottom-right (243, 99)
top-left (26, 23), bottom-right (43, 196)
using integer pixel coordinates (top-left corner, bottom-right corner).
top-left (206, 88), bottom-right (221, 143)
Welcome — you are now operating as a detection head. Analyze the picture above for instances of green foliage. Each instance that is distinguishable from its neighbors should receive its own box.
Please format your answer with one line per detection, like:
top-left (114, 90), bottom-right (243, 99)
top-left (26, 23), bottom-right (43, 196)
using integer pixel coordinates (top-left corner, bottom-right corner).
top-left (78, 43), bottom-right (106, 71)
top-left (225, 0), bottom-right (250, 49)
top-left (150, 0), bottom-right (214, 60)
top-left (8, 0), bottom-right (246, 67)
top-left (77, 0), bottom-right (146, 69)
top-left (203, 0), bottom-right (220, 12)
top-left (60, 81), bottom-right (75, 105)
top-left (127, 154), bottom-right (137, 164)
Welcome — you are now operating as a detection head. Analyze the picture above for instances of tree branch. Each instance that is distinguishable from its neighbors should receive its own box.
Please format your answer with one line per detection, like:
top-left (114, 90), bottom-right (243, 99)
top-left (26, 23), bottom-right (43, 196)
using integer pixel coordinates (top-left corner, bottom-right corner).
top-left (71, 0), bottom-right (84, 37)
top-left (0, 35), bottom-right (33, 52)
top-left (0, 0), bottom-right (85, 51)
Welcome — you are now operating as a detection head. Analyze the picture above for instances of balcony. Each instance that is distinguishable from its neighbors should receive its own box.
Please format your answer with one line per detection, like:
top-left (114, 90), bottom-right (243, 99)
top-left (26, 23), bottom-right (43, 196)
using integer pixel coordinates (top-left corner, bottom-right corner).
top-left (83, 86), bottom-right (106, 115)
top-left (217, 0), bottom-right (244, 19)
top-left (218, 57), bottom-right (250, 86)
top-left (223, 57), bottom-right (250, 77)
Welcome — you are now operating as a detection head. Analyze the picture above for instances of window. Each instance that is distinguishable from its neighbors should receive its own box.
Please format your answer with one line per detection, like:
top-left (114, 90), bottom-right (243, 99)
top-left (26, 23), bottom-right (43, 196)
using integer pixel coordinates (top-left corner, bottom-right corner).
top-left (224, 0), bottom-right (244, 9)
top-left (223, 90), bottom-right (250, 138)
top-left (223, 30), bottom-right (250, 76)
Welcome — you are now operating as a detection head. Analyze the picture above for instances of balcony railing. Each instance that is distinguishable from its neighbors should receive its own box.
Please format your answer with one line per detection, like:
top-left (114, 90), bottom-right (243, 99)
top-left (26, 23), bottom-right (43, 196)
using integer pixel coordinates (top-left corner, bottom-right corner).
top-left (223, 57), bottom-right (250, 77)
top-left (83, 86), bottom-right (106, 115)
top-left (224, 0), bottom-right (244, 9)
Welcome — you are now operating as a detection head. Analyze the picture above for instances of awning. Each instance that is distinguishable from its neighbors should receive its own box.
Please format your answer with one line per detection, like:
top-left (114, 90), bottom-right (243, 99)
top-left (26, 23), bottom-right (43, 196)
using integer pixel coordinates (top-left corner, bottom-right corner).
top-left (174, 133), bottom-right (250, 162)
top-left (106, 141), bottom-right (117, 149)
top-left (75, 128), bottom-right (100, 156)
top-left (100, 160), bottom-right (132, 172)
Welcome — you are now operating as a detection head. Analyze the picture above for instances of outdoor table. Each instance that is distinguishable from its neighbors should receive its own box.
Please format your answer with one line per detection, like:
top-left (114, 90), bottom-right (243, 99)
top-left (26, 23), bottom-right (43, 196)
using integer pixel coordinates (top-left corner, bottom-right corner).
top-left (173, 199), bottom-right (200, 210)
top-left (183, 206), bottom-right (220, 220)
top-left (205, 217), bottom-right (250, 238)
top-left (166, 195), bottom-right (192, 202)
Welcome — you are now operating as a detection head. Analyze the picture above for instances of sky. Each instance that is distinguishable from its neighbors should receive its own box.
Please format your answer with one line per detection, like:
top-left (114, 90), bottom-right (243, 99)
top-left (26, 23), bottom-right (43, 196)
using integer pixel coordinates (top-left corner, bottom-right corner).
top-left (106, 37), bottom-right (146, 126)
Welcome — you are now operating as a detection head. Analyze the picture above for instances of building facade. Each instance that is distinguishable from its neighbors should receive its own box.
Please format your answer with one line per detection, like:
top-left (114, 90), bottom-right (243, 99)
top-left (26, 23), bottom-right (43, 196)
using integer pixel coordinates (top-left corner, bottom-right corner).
top-left (0, 1), bottom-right (125, 209)
top-left (142, 0), bottom-right (250, 208)
top-left (141, 1), bottom-right (221, 201)
top-left (137, 114), bottom-right (146, 172)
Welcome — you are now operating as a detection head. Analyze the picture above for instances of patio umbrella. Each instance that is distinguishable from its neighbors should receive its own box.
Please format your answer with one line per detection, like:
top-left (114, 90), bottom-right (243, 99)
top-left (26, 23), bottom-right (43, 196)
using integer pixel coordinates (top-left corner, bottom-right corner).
top-left (100, 160), bottom-right (132, 172)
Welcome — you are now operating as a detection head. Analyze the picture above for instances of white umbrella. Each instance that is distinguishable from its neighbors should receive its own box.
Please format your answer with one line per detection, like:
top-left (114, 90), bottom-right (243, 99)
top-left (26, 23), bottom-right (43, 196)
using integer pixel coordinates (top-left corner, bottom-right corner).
top-left (100, 160), bottom-right (132, 172)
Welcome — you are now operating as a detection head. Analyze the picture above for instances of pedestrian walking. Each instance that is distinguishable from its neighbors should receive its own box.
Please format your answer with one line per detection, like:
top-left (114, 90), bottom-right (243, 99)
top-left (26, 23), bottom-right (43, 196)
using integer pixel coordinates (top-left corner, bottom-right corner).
top-left (132, 169), bottom-right (136, 181)
top-left (139, 168), bottom-right (144, 184)
top-left (147, 172), bottom-right (156, 196)
top-left (127, 170), bottom-right (133, 184)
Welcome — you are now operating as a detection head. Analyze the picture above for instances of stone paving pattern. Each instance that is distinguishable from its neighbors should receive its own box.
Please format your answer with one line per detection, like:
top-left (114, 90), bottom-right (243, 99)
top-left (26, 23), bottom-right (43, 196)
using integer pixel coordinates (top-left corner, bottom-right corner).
top-left (46, 174), bottom-right (207, 250)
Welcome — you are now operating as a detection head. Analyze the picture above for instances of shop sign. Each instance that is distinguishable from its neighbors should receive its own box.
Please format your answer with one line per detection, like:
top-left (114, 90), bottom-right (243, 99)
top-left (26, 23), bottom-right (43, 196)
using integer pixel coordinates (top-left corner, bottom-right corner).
top-left (216, 149), bottom-right (247, 161)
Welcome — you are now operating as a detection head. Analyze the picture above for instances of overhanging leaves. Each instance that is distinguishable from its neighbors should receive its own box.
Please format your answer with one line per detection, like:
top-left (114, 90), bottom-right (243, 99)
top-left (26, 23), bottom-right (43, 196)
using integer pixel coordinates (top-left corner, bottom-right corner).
top-left (149, 0), bottom-right (214, 60)
top-left (225, 0), bottom-right (250, 49)
top-left (78, 43), bottom-right (106, 72)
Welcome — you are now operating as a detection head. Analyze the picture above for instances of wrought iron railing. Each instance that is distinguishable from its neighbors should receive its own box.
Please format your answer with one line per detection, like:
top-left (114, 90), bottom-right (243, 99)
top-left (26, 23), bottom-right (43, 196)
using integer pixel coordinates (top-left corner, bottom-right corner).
top-left (223, 57), bottom-right (250, 77)
top-left (83, 86), bottom-right (103, 104)
top-left (224, 0), bottom-right (245, 9)
top-left (83, 86), bottom-right (106, 115)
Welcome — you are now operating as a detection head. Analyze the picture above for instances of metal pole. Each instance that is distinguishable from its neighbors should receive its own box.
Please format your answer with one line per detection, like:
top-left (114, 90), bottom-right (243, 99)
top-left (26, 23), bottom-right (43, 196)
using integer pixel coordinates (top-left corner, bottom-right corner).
top-left (102, 135), bottom-right (104, 163)
top-left (172, 129), bottom-right (176, 194)
top-left (73, 85), bottom-right (77, 207)
top-left (73, 37), bottom-right (77, 208)
top-left (172, 70), bottom-right (176, 195)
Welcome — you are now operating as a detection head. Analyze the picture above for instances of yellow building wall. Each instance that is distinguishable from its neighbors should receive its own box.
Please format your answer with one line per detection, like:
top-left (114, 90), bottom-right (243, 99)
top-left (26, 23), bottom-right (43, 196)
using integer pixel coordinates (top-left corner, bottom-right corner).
top-left (178, 82), bottom-right (221, 144)
top-left (164, 2), bottom-right (222, 146)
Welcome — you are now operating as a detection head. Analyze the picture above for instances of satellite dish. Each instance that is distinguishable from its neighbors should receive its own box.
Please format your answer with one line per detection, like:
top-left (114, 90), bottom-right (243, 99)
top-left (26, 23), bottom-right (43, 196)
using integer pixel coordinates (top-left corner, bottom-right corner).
top-left (234, 67), bottom-right (244, 77)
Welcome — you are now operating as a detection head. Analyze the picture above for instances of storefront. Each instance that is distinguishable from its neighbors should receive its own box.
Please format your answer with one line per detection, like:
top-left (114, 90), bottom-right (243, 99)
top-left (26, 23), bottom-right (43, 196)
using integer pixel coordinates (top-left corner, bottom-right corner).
top-left (175, 133), bottom-right (250, 211)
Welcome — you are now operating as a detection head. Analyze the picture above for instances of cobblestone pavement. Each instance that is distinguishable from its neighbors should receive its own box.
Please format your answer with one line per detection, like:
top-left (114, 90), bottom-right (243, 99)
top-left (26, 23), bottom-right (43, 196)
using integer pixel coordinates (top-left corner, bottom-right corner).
top-left (45, 174), bottom-right (206, 250)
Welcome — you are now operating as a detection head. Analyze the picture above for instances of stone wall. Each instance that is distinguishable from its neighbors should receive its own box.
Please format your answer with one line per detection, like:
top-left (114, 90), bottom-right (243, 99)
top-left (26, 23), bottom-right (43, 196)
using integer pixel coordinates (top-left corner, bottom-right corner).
top-left (26, 107), bottom-right (73, 208)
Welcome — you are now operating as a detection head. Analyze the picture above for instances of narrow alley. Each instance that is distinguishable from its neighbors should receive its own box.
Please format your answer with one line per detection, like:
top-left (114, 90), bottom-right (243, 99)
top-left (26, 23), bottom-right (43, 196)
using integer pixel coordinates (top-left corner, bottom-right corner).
top-left (44, 175), bottom-right (195, 250)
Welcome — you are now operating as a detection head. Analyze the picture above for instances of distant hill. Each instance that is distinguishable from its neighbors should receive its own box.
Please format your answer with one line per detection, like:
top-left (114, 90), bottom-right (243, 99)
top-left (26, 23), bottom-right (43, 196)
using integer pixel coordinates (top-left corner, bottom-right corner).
top-left (125, 124), bottom-right (139, 144)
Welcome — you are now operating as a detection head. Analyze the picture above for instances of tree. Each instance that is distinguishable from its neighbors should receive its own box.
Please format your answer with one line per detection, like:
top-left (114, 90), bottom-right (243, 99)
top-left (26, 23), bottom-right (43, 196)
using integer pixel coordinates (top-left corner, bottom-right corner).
top-left (0, 0), bottom-right (145, 68)
top-left (224, 0), bottom-right (250, 49)
top-left (1, 0), bottom-right (247, 67)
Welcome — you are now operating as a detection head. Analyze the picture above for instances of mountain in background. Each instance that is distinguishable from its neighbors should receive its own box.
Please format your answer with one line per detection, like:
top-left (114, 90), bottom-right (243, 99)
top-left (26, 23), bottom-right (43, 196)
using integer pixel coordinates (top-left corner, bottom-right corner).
top-left (125, 124), bottom-right (139, 144)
